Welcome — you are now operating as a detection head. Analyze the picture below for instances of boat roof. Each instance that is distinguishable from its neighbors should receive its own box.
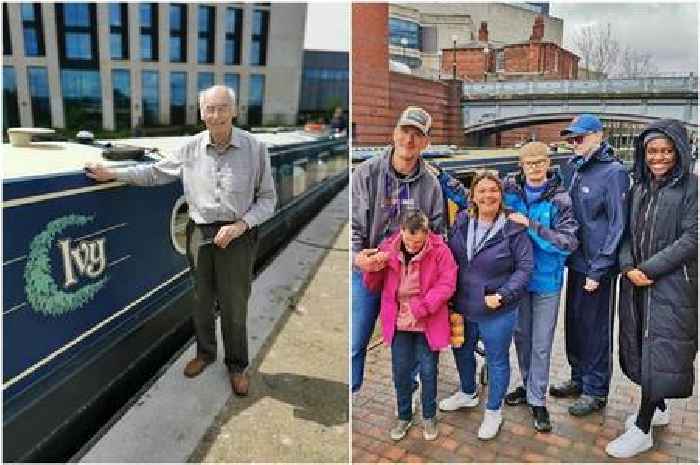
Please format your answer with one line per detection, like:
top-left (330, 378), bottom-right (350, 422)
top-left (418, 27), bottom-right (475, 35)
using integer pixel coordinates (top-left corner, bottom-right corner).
top-left (3, 131), bottom-right (326, 180)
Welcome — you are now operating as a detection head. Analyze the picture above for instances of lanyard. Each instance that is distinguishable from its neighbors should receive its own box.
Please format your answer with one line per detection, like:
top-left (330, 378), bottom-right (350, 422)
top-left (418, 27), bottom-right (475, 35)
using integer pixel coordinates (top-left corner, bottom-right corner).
top-left (470, 218), bottom-right (495, 259)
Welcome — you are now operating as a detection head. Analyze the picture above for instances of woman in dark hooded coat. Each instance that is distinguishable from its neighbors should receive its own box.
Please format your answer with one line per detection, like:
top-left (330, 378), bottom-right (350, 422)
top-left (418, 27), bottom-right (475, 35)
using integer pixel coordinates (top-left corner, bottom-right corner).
top-left (606, 119), bottom-right (698, 459)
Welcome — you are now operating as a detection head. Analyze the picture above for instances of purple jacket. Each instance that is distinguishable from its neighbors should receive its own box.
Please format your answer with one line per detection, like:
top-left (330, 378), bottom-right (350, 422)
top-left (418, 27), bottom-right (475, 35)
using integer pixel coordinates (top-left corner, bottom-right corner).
top-left (448, 210), bottom-right (533, 322)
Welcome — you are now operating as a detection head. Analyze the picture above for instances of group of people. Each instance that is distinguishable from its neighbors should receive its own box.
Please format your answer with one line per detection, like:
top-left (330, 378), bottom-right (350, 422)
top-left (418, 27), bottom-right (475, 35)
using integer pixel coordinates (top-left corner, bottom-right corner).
top-left (352, 107), bottom-right (697, 459)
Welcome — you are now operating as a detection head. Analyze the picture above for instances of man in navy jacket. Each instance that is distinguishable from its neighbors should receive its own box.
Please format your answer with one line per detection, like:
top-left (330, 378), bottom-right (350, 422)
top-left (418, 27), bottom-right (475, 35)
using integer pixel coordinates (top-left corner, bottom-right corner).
top-left (549, 115), bottom-right (630, 416)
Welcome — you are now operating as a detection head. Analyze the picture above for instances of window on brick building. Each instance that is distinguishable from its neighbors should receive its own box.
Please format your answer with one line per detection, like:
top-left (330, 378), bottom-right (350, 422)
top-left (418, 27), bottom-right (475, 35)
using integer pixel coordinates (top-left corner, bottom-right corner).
top-left (389, 18), bottom-right (421, 50)
top-left (496, 49), bottom-right (505, 72)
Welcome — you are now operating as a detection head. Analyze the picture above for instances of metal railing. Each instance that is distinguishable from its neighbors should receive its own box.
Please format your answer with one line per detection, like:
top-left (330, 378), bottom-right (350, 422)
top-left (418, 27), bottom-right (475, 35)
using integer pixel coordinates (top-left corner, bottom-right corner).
top-left (463, 75), bottom-right (699, 98)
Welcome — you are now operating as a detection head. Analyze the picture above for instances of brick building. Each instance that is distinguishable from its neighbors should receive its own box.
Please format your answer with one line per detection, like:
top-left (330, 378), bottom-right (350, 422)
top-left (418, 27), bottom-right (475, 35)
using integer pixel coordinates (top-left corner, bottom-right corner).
top-left (352, 3), bottom-right (463, 147)
top-left (441, 16), bottom-right (579, 82)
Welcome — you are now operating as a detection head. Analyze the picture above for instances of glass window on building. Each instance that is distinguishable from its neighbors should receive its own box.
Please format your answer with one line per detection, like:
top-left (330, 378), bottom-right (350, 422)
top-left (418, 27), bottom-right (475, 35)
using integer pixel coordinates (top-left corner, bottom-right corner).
top-left (109, 3), bottom-right (128, 60)
top-left (169, 4), bottom-right (187, 63)
top-left (224, 7), bottom-right (242, 65)
top-left (3, 4), bottom-right (12, 55)
top-left (140, 3), bottom-right (158, 61)
top-left (197, 72), bottom-right (214, 92)
top-left (62, 69), bottom-right (102, 130)
top-left (250, 10), bottom-right (268, 66)
top-left (224, 73), bottom-right (240, 103)
top-left (198, 6), bottom-right (215, 64)
top-left (112, 69), bottom-right (131, 130)
top-left (170, 72), bottom-right (187, 125)
top-left (248, 74), bottom-right (265, 126)
top-left (3, 67), bottom-right (20, 135)
top-left (142, 70), bottom-right (160, 126)
top-left (58, 3), bottom-right (97, 65)
top-left (21, 4), bottom-right (45, 57)
top-left (389, 18), bottom-right (421, 50)
top-left (495, 49), bottom-right (505, 72)
top-left (28, 66), bottom-right (52, 128)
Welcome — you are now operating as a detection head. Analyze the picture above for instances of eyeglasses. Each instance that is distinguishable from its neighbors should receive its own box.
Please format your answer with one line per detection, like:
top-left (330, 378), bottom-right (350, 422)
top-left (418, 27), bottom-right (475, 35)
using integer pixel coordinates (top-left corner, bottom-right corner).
top-left (569, 135), bottom-right (586, 145)
top-left (646, 148), bottom-right (675, 159)
top-left (522, 159), bottom-right (549, 168)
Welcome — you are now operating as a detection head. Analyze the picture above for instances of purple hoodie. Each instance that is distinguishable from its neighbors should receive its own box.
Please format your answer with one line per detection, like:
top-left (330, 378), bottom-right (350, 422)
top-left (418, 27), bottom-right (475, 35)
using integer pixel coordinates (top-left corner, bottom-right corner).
top-left (448, 210), bottom-right (533, 322)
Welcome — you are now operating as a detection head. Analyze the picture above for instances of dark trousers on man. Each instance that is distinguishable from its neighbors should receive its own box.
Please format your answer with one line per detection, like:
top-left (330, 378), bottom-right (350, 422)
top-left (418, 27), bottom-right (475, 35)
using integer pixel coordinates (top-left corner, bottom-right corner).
top-left (186, 221), bottom-right (257, 374)
top-left (564, 269), bottom-right (615, 397)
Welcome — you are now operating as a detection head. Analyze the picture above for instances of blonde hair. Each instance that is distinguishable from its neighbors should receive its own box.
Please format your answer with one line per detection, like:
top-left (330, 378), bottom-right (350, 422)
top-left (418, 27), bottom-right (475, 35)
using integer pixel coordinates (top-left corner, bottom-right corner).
top-left (467, 171), bottom-right (505, 218)
top-left (518, 141), bottom-right (550, 160)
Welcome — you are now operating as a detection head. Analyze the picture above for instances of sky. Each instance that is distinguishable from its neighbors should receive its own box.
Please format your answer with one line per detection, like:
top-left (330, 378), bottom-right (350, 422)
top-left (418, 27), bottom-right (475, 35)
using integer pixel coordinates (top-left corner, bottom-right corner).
top-left (550, 2), bottom-right (698, 74)
top-left (304, 2), bottom-right (349, 52)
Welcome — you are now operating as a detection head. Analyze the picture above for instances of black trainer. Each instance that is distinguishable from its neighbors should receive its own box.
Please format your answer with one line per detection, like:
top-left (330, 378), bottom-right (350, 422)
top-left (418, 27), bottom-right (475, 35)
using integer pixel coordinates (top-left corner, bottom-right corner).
top-left (505, 386), bottom-right (527, 406)
top-left (568, 394), bottom-right (607, 417)
top-left (549, 380), bottom-right (582, 398)
top-left (531, 405), bottom-right (552, 432)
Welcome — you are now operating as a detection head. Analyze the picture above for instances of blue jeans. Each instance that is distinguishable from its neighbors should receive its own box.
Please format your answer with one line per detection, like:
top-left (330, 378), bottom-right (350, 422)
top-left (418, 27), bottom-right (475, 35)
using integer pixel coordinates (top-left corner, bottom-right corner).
top-left (351, 270), bottom-right (381, 393)
top-left (513, 291), bottom-right (561, 406)
top-left (392, 331), bottom-right (439, 421)
top-left (452, 310), bottom-right (518, 410)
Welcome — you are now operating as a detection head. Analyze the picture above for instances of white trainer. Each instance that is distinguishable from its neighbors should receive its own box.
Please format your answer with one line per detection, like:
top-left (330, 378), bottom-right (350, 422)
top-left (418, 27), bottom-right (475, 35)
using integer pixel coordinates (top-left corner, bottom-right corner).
top-left (478, 408), bottom-right (503, 440)
top-left (624, 407), bottom-right (670, 430)
top-left (439, 391), bottom-right (479, 411)
top-left (605, 425), bottom-right (653, 458)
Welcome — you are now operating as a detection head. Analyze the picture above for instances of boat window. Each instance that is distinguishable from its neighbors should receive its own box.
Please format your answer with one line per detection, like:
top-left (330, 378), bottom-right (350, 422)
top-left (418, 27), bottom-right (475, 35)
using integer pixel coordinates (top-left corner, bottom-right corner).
top-left (170, 196), bottom-right (189, 255)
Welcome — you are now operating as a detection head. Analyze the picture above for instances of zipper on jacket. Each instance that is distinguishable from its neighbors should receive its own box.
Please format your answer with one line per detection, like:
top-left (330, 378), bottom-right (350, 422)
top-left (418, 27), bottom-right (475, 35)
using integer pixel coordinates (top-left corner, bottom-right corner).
top-left (644, 192), bottom-right (661, 339)
top-left (683, 264), bottom-right (690, 283)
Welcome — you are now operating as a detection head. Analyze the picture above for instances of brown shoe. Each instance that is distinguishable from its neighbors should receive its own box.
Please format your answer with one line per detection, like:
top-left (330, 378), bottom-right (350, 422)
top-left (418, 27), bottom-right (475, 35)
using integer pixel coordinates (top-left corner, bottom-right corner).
top-left (183, 357), bottom-right (213, 378)
top-left (230, 372), bottom-right (249, 396)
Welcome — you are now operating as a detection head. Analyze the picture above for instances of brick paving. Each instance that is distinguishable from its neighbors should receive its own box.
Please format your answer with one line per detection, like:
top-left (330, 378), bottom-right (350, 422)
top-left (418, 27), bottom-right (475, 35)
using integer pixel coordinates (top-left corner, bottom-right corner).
top-left (352, 300), bottom-right (699, 463)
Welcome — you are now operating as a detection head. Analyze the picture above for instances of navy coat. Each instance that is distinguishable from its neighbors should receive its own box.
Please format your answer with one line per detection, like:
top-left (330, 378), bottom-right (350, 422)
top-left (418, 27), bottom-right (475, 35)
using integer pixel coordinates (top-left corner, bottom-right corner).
top-left (566, 142), bottom-right (630, 281)
top-left (448, 210), bottom-right (533, 322)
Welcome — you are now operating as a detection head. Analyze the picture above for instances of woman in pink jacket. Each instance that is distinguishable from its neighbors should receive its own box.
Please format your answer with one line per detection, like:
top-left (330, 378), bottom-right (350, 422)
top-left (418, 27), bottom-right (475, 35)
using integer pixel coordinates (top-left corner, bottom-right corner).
top-left (363, 209), bottom-right (458, 442)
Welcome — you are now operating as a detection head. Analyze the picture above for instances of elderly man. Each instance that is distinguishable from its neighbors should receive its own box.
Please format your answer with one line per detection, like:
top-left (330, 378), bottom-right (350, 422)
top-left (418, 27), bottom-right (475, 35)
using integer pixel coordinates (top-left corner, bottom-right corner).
top-left (85, 85), bottom-right (276, 396)
top-left (549, 114), bottom-right (630, 416)
top-left (351, 106), bottom-right (444, 396)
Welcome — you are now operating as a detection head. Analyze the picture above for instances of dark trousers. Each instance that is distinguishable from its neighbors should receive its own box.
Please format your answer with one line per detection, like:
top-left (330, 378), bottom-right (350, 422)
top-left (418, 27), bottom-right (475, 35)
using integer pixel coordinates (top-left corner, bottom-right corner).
top-left (391, 331), bottom-right (439, 421)
top-left (186, 221), bottom-right (257, 374)
top-left (636, 391), bottom-right (666, 433)
top-left (565, 269), bottom-right (614, 397)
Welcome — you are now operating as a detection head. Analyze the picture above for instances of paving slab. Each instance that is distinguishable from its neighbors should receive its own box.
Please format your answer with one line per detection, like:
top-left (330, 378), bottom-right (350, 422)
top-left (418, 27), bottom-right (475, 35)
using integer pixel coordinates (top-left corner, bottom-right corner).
top-left (352, 279), bottom-right (699, 463)
top-left (80, 186), bottom-right (348, 463)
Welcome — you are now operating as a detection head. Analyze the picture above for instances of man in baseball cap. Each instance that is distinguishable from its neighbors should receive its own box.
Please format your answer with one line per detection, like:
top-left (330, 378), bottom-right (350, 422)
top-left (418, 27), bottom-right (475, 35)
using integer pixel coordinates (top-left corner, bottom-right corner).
top-left (351, 105), bottom-right (444, 402)
top-left (550, 113), bottom-right (630, 417)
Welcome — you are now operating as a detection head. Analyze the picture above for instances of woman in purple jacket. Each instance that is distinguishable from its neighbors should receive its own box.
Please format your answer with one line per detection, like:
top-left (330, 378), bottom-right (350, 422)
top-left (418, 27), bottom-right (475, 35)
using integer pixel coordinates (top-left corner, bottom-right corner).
top-left (438, 172), bottom-right (533, 440)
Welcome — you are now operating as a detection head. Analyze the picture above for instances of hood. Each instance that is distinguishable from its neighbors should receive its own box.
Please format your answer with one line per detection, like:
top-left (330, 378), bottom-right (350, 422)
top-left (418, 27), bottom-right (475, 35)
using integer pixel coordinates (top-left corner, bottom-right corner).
top-left (380, 146), bottom-right (428, 184)
top-left (379, 231), bottom-right (443, 261)
top-left (569, 140), bottom-right (619, 170)
top-left (504, 169), bottom-right (564, 201)
top-left (632, 119), bottom-right (692, 185)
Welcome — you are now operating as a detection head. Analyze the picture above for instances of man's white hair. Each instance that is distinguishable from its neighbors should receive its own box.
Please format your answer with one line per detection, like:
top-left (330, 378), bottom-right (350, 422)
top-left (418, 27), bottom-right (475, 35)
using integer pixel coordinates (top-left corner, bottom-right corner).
top-left (199, 85), bottom-right (237, 117)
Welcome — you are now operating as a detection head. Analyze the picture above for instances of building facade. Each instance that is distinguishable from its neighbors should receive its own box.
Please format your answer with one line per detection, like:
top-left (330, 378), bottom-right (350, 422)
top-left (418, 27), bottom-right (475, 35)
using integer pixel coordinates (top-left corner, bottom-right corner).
top-left (298, 50), bottom-right (348, 122)
top-left (388, 3), bottom-right (563, 78)
top-left (440, 16), bottom-right (579, 82)
top-left (2, 2), bottom-right (307, 134)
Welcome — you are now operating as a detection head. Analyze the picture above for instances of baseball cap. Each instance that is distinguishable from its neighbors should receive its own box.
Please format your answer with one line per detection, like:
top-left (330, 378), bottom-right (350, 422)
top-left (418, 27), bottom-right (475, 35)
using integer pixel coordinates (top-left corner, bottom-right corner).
top-left (561, 114), bottom-right (603, 138)
top-left (397, 106), bottom-right (432, 136)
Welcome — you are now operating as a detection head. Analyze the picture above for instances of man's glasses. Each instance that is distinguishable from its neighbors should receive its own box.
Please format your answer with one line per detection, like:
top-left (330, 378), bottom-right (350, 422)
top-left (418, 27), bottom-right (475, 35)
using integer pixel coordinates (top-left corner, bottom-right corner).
top-left (522, 159), bottom-right (548, 169)
top-left (568, 135), bottom-right (586, 145)
top-left (203, 105), bottom-right (232, 115)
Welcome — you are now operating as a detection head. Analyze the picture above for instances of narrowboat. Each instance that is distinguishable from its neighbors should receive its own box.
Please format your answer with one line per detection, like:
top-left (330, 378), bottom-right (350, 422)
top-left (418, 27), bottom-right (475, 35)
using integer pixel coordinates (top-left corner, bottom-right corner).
top-left (2, 130), bottom-right (348, 462)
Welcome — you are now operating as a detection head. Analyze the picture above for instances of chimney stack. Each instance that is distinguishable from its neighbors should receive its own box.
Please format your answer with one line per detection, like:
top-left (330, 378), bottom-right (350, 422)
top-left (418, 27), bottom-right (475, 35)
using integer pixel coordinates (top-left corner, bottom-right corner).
top-left (530, 15), bottom-right (544, 42)
top-left (478, 22), bottom-right (488, 42)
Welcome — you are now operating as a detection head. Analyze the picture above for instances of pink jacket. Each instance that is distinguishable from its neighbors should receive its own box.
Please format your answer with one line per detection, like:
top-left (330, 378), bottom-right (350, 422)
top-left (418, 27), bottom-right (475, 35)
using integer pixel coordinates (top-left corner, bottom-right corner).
top-left (363, 231), bottom-right (458, 351)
